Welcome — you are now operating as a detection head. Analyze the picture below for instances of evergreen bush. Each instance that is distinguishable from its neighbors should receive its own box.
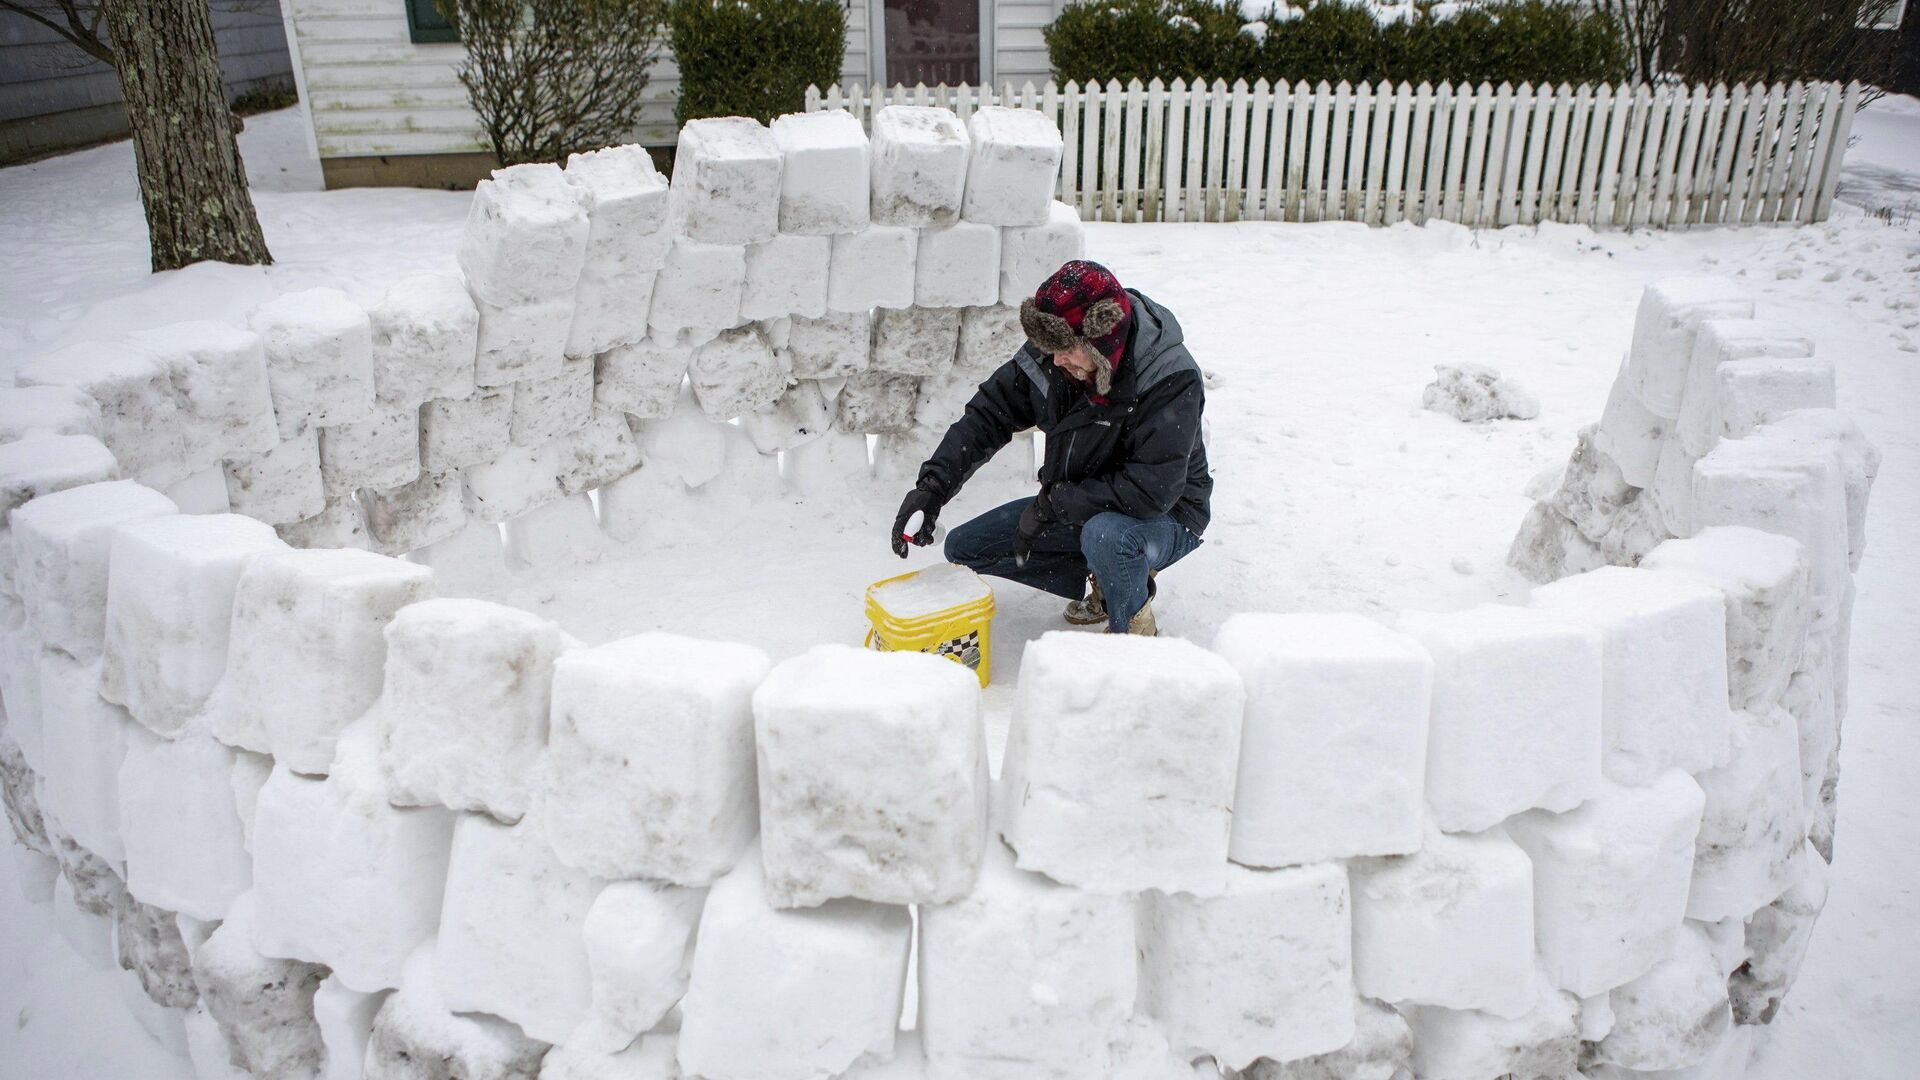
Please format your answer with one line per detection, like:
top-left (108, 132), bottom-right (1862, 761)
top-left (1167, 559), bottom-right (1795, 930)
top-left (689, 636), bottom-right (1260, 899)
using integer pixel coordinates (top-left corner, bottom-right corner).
top-left (668, 0), bottom-right (848, 125)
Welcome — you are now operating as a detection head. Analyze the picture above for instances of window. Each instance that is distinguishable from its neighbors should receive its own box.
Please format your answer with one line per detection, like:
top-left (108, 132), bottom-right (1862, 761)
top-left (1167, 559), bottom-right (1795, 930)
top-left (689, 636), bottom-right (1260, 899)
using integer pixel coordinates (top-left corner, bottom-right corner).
top-left (1861, 0), bottom-right (1908, 30)
top-left (407, 0), bottom-right (460, 43)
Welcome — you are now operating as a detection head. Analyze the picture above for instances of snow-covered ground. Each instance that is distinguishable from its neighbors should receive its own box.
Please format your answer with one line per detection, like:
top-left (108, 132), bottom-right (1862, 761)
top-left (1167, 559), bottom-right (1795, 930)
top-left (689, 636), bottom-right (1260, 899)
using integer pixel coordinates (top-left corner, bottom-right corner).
top-left (1, 99), bottom-right (1916, 1078)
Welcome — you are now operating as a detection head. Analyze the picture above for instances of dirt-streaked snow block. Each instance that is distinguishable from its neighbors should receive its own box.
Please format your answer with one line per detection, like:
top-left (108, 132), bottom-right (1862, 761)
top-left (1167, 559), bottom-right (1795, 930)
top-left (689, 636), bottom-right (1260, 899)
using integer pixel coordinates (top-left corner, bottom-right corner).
top-left (319, 405), bottom-right (420, 497)
top-left (1674, 318), bottom-right (1814, 457)
top-left (915, 221), bottom-right (1001, 308)
top-left (1350, 824), bottom-right (1536, 1018)
top-left (1641, 526), bottom-right (1812, 711)
top-left (1715, 357), bottom-right (1837, 441)
top-left (437, 811), bottom-right (604, 1045)
top-left (369, 273), bottom-right (479, 407)
top-left (0, 384), bottom-right (98, 443)
top-left (315, 977), bottom-right (385, 1080)
top-left (955, 303), bottom-right (1024, 378)
top-left (459, 162), bottom-right (590, 306)
top-left (362, 469), bottom-right (465, 554)
top-left (676, 849), bottom-right (911, 1080)
top-left (836, 370), bottom-right (920, 435)
top-left (1624, 278), bottom-right (1754, 419)
top-left (1688, 705), bottom-right (1804, 922)
top-left (1548, 425), bottom-right (1633, 543)
top-left (648, 240), bottom-right (746, 337)
top-left (1758, 408), bottom-right (1880, 573)
top-left (962, 106), bottom-right (1062, 226)
top-left (828, 224), bottom-right (917, 311)
top-left (594, 337), bottom-right (691, 420)
top-left (16, 341), bottom-right (183, 486)
top-left (755, 644), bottom-right (987, 907)
top-left (0, 436), bottom-right (121, 531)
top-left (1395, 605), bottom-right (1602, 833)
top-left (419, 387), bottom-right (512, 472)
top-left (788, 310), bottom-right (871, 379)
top-left (36, 651), bottom-right (133, 864)
top-left (1, 732), bottom-right (52, 856)
top-left (741, 233), bottom-right (831, 321)
top-left (870, 105), bottom-right (969, 226)
top-left (1693, 431), bottom-right (1850, 618)
top-left (118, 726), bottom-right (252, 919)
top-left (741, 380), bottom-right (830, 454)
top-left (999, 201), bottom-right (1086, 305)
top-left (208, 548), bottom-right (433, 771)
top-left (12, 479), bottom-right (175, 660)
top-left (1214, 613), bottom-right (1430, 868)
top-left (45, 817), bottom-right (127, 917)
top-left (510, 355), bottom-right (594, 447)
top-left (1141, 861), bottom-right (1354, 1070)
top-left (1594, 360), bottom-right (1667, 488)
top-left (279, 496), bottom-right (371, 551)
top-left (917, 840), bottom-right (1135, 1080)
top-left (670, 117), bottom-right (781, 245)
top-left (365, 943), bottom-right (549, 1080)
top-left (249, 287), bottom-right (378, 441)
top-left (564, 143), bottom-right (672, 276)
top-left (224, 428), bottom-right (326, 526)
top-left (115, 892), bottom-right (197, 1007)
top-left (570, 879), bottom-right (705, 1053)
top-left (128, 320), bottom-right (280, 470)
top-left (771, 109), bottom-right (870, 235)
top-left (376, 598), bottom-right (566, 823)
top-left (1402, 983), bottom-right (1581, 1080)
top-left (1234, 997), bottom-right (1412, 1080)
top-left (1730, 841), bottom-right (1827, 1025)
top-left (464, 440), bottom-right (562, 523)
top-left (556, 408), bottom-right (642, 494)
top-left (1002, 632), bottom-right (1244, 896)
top-left (689, 325), bottom-right (787, 421)
top-left (536, 632), bottom-right (766, 884)
top-left (1506, 771), bottom-right (1706, 998)
top-left (1593, 923), bottom-right (1732, 1071)
top-left (871, 305), bottom-right (961, 378)
top-left (193, 893), bottom-right (328, 1079)
top-left (474, 293), bottom-right (572, 388)
top-left (565, 265), bottom-right (656, 360)
top-left (253, 722), bottom-right (455, 993)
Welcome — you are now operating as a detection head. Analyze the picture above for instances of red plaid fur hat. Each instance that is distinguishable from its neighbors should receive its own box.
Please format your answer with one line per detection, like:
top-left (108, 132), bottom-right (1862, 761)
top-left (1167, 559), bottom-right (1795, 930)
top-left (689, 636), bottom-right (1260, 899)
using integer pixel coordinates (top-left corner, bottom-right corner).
top-left (1020, 260), bottom-right (1132, 396)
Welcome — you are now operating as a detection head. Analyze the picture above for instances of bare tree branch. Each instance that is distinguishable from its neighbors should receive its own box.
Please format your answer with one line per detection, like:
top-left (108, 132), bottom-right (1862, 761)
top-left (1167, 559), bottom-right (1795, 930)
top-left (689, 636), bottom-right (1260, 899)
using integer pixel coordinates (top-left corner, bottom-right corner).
top-left (0, 0), bottom-right (116, 65)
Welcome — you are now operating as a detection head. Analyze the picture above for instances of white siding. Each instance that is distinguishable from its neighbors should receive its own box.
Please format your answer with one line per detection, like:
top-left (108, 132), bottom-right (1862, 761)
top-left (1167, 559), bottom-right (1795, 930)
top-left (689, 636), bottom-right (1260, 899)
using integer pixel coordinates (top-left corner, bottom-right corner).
top-left (993, 0), bottom-right (1055, 87)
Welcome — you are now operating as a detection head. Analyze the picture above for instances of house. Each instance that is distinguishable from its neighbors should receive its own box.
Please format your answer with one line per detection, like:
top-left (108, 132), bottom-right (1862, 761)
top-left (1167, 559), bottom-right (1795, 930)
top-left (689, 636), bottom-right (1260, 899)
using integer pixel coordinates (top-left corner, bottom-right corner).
top-left (284, 0), bottom-right (1061, 189)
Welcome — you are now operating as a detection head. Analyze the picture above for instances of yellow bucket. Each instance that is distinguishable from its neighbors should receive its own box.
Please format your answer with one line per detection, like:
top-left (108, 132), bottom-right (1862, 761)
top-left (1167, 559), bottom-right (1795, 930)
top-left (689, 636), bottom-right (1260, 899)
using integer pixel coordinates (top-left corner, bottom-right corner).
top-left (864, 564), bottom-right (996, 687)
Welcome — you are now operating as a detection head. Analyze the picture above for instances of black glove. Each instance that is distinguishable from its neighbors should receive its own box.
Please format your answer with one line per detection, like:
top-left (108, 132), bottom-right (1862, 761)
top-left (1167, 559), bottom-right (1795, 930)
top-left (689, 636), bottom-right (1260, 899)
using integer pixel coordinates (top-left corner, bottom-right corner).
top-left (1012, 489), bottom-right (1056, 567)
top-left (891, 486), bottom-right (942, 558)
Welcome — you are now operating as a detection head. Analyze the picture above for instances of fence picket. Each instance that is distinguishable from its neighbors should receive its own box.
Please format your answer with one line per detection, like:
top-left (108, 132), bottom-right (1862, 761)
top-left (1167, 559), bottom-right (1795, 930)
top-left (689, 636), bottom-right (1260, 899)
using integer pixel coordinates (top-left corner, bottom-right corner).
top-left (1763, 82), bottom-right (1808, 223)
top-left (1347, 81), bottom-right (1373, 222)
top-left (1226, 80), bottom-right (1251, 222)
top-left (1247, 80), bottom-right (1273, 221)
top-left (1640, 85), bottom-right (1681, 227)
top-left (1060, 82), bottom-right (1082, 209)
top-left (1743, 83), bottom-right (1786, 224)
top-left (1536, 85), bottom-right (1571, 223)
top-left (1286, 81), bottom-right (1311, 221)
top-left (1423, 82), bottom-right (1453, 222)
top-left (1782, 82), bottom-right (1826, 223)
top-left (1125, 80), bottom-right (1147, 222)
top-left (1494, 82), bottom-right (1527, 227)
top-left (1100, 81), bottom-right (1123, 223)
top-left (1144, 79), bottom-right (1167, 222)
top-left (1366, 82), bottom-right (1395, 224)
top-left (1324, 82), bottom-right (1352, 221)
top-left (1686, 84), bottom-right (1727, 225)
top-left (1164, 79), bottom-right (1189, 223)
top-left (1810, 82), bottom-right (1860, 222)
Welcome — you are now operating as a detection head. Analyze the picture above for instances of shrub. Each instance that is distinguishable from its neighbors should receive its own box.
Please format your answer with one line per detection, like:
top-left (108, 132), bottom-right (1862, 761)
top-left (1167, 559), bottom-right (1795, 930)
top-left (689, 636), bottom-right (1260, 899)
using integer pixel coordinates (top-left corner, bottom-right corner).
top-left (668, 0), bottom-right (848, 125)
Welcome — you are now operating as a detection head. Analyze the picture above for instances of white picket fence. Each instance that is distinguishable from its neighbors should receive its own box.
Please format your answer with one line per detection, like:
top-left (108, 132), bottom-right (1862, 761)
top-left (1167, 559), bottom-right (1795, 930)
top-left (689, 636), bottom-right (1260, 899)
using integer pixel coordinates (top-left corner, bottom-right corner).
top-left (804, 78), bottom-right (1862, 228)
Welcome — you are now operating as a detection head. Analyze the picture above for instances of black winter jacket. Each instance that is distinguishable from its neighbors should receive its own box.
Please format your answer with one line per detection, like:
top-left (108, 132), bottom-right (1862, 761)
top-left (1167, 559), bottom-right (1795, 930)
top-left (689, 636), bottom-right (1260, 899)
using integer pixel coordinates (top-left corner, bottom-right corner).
top-left (917, 289), bottom-right (1213, 536)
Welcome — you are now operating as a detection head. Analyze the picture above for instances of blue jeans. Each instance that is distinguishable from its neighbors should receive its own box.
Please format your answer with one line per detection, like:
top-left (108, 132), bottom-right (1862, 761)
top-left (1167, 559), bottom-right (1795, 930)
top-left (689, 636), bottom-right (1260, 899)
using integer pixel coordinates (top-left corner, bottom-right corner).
top-left (944, 498), bottom-right (1202, 633)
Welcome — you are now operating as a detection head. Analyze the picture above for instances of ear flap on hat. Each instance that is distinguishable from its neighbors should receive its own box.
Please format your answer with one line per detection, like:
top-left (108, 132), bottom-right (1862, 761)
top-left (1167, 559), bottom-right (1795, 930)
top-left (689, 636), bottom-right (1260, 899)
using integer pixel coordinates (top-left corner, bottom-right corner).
top-left (1020, 299), bottom-right (1082, 355)
top-left (1080, 297), bottom-right (1127, 339)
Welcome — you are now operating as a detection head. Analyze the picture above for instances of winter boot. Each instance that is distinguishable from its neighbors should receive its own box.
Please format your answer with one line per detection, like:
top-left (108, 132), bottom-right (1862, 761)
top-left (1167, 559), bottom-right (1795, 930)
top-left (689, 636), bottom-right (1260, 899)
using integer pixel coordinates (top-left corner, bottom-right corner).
top-left (1063, 572), bottom-right (1155, 626)
top-left (1122, 601), bottom-right (1158, 637)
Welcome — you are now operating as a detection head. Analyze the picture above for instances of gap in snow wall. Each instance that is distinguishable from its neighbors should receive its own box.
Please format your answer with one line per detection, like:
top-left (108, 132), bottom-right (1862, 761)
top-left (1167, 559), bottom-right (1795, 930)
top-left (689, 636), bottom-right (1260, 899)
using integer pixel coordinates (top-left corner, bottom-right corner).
top-left (0, 104), bottom-right (1880, 1080)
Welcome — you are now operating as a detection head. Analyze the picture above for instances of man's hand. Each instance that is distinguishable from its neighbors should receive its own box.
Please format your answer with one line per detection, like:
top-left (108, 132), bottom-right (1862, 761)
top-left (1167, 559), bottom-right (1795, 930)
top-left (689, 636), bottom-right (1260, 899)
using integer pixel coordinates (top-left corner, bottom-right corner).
top-left (1012, 489), bottom-right (1056, 567)
top-left (891, 487), bottom-right (941, 558)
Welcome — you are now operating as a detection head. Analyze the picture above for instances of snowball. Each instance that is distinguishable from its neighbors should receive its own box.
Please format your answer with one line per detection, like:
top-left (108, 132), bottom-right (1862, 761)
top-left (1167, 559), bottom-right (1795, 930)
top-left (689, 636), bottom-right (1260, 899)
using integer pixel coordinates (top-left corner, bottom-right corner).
top-left (463, 440), bottom-right (562, 523)
top-left (0, 384), bottom-right (98, 444)
top-left (999, 201), bottom-right (1086, 306)
top-left (11, 479), bottom-right (175, 660)
top-left (565, 265), bottom-right (656, 360)
top-left (564, 143), bottom-right (673, 276)
top-left (473, 293), bottom-right (572, 388)
top-left (740, 379), bottom-right (831, 454)
top-left (1531, 566), bottom-right (1734, 785)
top-left (1505, 771), bottom-right (1707, 997)
top-left (127, 320), bottom-right (280, 469)
top-left (510, 354), bottom-right (595, 446)
top-left (1140, 861), bottom-right (1355, 1070)
top-left (741, 233), bottom-right (831, 321)
top-left (0, 435), bottom-right (121, 527)
top-left (594, 337), bottom-right (691, 420)
top-left (117, 727), bottom-right (252, 919)
top-left (365, 942), bottom-right (549, 1080)
top-left (1730, 841), bottom-right (1827, 1025)
top-left (420, 387), bottom-right (514, 472)
top-left (771, 109), bottom-right (871, 235)
top-left (870, 105), bottom-right (970, 226)
top-left (670, 117), bottom-right (782, 245)
top-left (252, 722), bottom-right (456, 993)
top-left (36, 652), bottom-right (132, 865)
top-left (570, 879), bottom-right (705, 1053)
top-left (915, 221), bottom-right (1002, 308)
top-left (1756, 408), bottom-right (1880, 573)
top-left (15, 341), bottom-right (184, 486)
top-left (1692, 430), bottom-right (1850, 618)
top-left (1592, 923), bottom-right (1732, 1071)
top-left (836, 371), bottom-right (920, 435)
top-left (207, 548), bottom-right (433, 772)
top-left (1402, 983), bottom-right (1581, 1080)
top-left (688, 325), bottom-right (788, 421)
top-left (1395, 605), bottom-right (1602, 832)
top-left (369, 272), bottom-right (480, 407)
top-left (1593, 359), bottom-right (1667, 488)
top-left (278, 496), bottom-right (371, 551)
top-left (788, 310), bottom-right (871, 380)
top-left (1715, 356), bottom-right (1837, 441)
top-left (319, 404), bottom-right (421, 497)
top-left (1001, 632), bottom-right (1245, 896)
top-left (1420, 363), bottom-right (1540, 422)
top-left (362, 470), bottom-right (466, 554)
top-left (192, 892), bottom-right (329, 1078)
top-left (962, 106), bottom-right (1063, 226)
top-left (872, 305), bottom-right (961, 378)
top-left (249, 287), bottom-right (378, 440)
top-left (459, 162), bottom-right (591, 306)
top-left (1547, 425), bottom-right (1633, 543)
top-left (556, 408), bottom-right (643, 494)
top-left (755, 644), bottom-right (987, 907)
top-left (676, 849), bottom-right (911, 1080)
top-left (1641, 526), bottom-right (1813, 711)
top-left (115, 893), bottom-right (197, 1007)
top-left (223, 428), bottom-right (326, 526)
top-left (1236, 997), bottom-right (1412, 1080)
top-left (535, 632), bottom-right (767, 884)
top-left (378, 598), bottom-right (568, 823)
top-left (1674, 318), bottom-right (1814, 456)
top-left (436, 811), bottom-right (604, 1045)
top-left (1687, 706), bottom-right (1804, 922)
top-left (1624, 277), bottom-right (1754, 418)
top-left (315, 977), bottom-right (385, 1080)
top-left (99, 512), bottom-right (283, 737)
top-left (828, 225), bottom-right (918, 311)
top-left (648, 240), bottom-right (746, 337)
top-left (1349, 824), bottom-right (1536, 1018)
top-left (1212, 613), bottom-right (1431, 868)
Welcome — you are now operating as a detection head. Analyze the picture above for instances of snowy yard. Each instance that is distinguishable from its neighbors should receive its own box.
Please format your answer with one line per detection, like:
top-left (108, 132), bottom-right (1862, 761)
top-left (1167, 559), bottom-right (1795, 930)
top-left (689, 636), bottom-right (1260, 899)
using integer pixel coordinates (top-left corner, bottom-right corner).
top-left (1, 97), bottom-right (1917, 1078)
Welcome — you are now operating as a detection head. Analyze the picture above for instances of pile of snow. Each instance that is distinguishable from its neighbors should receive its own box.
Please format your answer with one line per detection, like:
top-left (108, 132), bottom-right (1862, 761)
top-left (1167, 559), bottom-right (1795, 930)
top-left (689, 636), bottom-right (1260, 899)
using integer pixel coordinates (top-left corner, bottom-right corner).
top-left (1420, 362), bottom-right (1540, 422)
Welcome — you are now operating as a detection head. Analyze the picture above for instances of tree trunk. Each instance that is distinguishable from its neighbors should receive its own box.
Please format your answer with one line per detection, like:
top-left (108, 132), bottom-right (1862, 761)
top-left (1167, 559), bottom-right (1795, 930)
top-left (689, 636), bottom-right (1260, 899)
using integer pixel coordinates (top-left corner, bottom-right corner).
top-left (99, 0), bottom-right (272, 272)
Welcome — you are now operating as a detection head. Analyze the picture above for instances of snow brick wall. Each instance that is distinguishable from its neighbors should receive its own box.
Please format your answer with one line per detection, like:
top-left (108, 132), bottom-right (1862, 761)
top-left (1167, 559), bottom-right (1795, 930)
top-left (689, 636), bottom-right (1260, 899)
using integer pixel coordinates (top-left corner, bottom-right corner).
top-left (0, 98), bottom-right (1876, 1080)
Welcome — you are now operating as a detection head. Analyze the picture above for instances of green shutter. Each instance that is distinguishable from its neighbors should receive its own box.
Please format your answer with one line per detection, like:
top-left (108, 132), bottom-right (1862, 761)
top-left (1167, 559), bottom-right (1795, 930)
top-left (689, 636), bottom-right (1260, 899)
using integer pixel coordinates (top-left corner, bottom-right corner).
top-left (406, 0), bottom-right (459, 43)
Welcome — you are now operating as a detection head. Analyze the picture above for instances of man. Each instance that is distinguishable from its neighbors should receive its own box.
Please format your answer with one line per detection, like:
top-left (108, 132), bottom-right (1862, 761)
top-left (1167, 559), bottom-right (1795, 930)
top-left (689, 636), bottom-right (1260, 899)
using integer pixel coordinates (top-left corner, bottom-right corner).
top-left (889, 260), bottom-right (1211, 636)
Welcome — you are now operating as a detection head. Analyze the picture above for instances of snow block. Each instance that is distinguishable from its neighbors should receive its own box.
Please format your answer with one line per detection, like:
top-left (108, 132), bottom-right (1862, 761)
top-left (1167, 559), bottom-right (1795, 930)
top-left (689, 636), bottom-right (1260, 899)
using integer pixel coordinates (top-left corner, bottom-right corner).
top-left (1599, 492), bottom-right (1668, 570)
top-left (1730, 841), bottom-right (1827, 1025)
top-left (1002, 632), bottom-right (1244, 896)
top-left (464, 440), bottom-right (562, 523)
top-left (771, 109), bottom-right (871, 235)
top-left (249, 287), bottom-right (378, 441)
top-left (571, 879), bottom-right (706, 1053)
top-left (1687, 705), bottom-right (1804, 922)
top-left (1402, 983), bottom-right (1581, 1080)
top-left (193, 893), bottom-right (329, 1079)
top-left (1674, 317), bottom-right (1814, 456)
top-left (37, 651), bottom-right (133, 865)
top-left (564, 144), bottom-right (673, 276)
top-left (420, 387), bottom-right (513, 472)
top-left (0, 384), bottom-right (98, 444)
top-left (594, 337), bottom-right (691, 421)
top-left (741, 233), bottom-right (831, 321)
top-left (676, 849), bottom-right (912, 1080)
top-left (1641, 526), bottom-right (1812, 712)
top-left (115, 892), bottom-right (197, 1007)
top-left (670, 117), bottom-right (782, 245)
top-left (165, 465), bottom-right (232, 515)
top-left (437, 811), bottom-right (604, 1045)
top-left (536, 632), bottom-right (767, 884)
top-left (1531, 565), bottom-right (1733, 785)
top-left (1649, 433), bottom-right (1699, 540)
top-left (1715, 357), bottom-right (1837, 441)
top-left (0, 731), bottom-right (52, 856)
top-left (362, 469), bottom-right (466, 554)
top-left (315, 977), bottom-right (385, 1080)
top-left (52, 869), bottom-right (115, 968)
top-left (1395, 605), bottom-right (1602, 833)
top-left (915, 221), bottom-right (1001, 308)
top-left (208, 548), bottom-right (433, 771)
top-left (649, 240), bottom-right (746, 337)
top-left (1235, 997), bottom-right (1412, 1080)
top-left (999, 201), bottom-right (1086, 306)
top-left (1624, 278), bottom-right (1754, 419)
top-left (870, 105), bottom-right (970, 226)
top-left (788, 309), bottom-right (871, 380)
top-left (47, 819), bottom-right (127, 917)
top-left (365, 943), bottom-right (549, 1080)
top-left (223, 428), bottom-right (326, 526)
top-left (871, 305), bottom-right (961, 378)
top-left (1757, 408), bottom-right (1880, 573)
top-left (689, 325), bottom-right (787, 421)
top-left (955, 303), bottom-right (1025, 378)
top-left (565, 264), bottom-right (656, 360)
top-left (369, 273), bottom-right (480, 407)
top-left (15, 341), bottom-right (183, 486)
top-left (1506, 771), bottom-right (1707, 997)
top-left (320, 405), bottom-right (420, 497)
top-left (99, 512), bottom-right (282, 737)
top-left (1548, 425), bottom-right (1633, 543)
top-left (1213, 612), bottom-right (1430, 868)
top-left (511, 354), bottom-right (595, 446)
top-left (1693, 430), bottom-right (1850, 618)
top-left (556, 408), bottom-right (643, 494)
top-left (836, 371), bottom-right (920, 435)
top-left (625, 388), bottom-right (728, 490)
top-left (459, 162), bottom-right (591, 307)
top-left (1349, 824), bottom-right (1536, 1018)
top-left (827, 224), bottom-right (917, 312)
top-left (118, 727), bottom-right (252, 919)
top-left (741, 379), bottom-right (831, 454)
top-left (962, 106), bottom-right (1063, 226)
top-left (502, 493), bottom-right (607, 573)
top-left (474, 293), bottom-right (572, 388)
top-left (542, 1039), bottom-right (677, 1080)
top-left (128, 320), bottom-right (280, 470)
top-left (186, 1002), bottom-right (252, 1080)
top-left (1594, 360), bottom-right (1667, 488)
top-left (0, 619), bottom-right (47, 771)
top-left (0, 435), bottom-right (121, 551)
top-left (755, 644), bottom-right (987, 907)
top-left (1141, 861), bottom-right (1355, 1070)
top-left (407, 519), bottom-right (508, 589)
top-left (917, 840), bottom-right (1135, 1080)
top-left (231, 749), bottom-right (274, 854)
top-left (12, 479), bottom-right (175, 660)
top-left (279, 496), bottom-right (372, 551)
top-left (1593, 923), bottom-right (1732, 1071)
top-left (783, 427), bottom-right (873, 495)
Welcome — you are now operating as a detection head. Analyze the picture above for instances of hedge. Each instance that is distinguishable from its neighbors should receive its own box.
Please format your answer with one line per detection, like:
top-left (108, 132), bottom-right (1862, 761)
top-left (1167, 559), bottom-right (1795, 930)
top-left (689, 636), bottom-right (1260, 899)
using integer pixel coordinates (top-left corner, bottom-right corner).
top-left (668, 0), bottom-right (847, 126)
top-left (1045, 0), bottom-right (1632, 89)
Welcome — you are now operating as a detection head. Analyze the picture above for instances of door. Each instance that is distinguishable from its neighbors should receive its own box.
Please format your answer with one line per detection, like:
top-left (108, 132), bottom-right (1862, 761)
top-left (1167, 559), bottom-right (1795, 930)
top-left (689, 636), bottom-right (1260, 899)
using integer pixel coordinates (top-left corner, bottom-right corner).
top-left (884, 0), bottom-right (981, 86)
